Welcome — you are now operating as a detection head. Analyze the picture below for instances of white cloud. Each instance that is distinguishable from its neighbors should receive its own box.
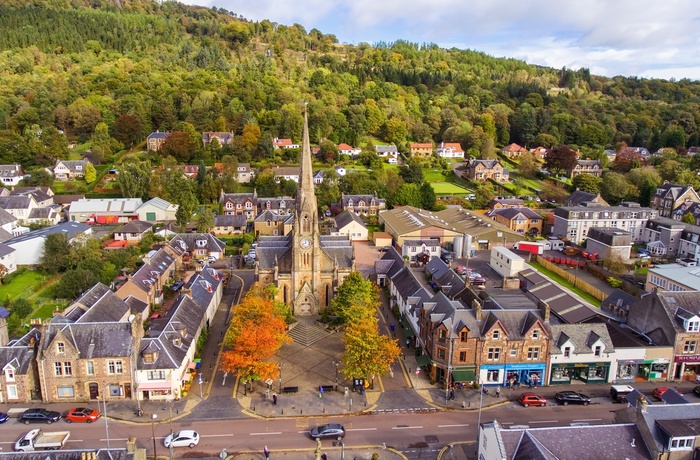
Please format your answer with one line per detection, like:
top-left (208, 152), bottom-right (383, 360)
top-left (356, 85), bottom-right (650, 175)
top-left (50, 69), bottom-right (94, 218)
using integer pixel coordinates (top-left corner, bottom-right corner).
top-left (178, 0), bottom-right (700, 80)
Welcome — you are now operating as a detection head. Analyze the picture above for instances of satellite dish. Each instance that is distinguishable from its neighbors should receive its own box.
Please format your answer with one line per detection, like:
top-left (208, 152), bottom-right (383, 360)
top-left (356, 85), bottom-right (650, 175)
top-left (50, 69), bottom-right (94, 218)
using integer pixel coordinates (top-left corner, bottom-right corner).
top-left (128, 314), bottom-right (135, 322)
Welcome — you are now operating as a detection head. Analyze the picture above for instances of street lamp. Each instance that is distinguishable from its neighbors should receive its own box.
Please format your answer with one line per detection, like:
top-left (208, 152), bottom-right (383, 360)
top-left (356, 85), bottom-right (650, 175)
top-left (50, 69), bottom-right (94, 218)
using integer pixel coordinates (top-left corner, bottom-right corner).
top-left (151, 414), bottom-right (158, 460)
top-left (334, 360), bottom-right (339, 391)
top-left (102, 386), bottom-right (110, 450)
top-left (278, 364), bottom-right (282, 393)
top-left (476, 376), bottom-right (484, 457)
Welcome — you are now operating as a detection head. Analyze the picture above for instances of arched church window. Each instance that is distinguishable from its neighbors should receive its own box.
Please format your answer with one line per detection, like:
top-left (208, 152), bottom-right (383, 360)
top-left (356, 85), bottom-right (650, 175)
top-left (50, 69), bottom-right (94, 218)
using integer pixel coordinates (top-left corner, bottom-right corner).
top-left (303, 214), bottom-right (311, 233)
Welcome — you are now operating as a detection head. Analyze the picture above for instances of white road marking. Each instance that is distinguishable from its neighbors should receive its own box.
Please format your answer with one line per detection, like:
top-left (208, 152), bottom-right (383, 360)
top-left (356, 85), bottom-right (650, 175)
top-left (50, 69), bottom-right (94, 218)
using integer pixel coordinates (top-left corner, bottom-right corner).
top-left (438, 424), bottom-right (469, 428)
top-left (392, 426), bottom-right (423, 430)
top-left (346, 428), bottom-right (377, 431)
top-left (529, 420), bottom-right (558, 424)
top-left (202, 434), bottom-right (236, 438)
top-left (250, 432), bottom-right (282, 436)
top-left (572, 418), bottom-right (603, 422)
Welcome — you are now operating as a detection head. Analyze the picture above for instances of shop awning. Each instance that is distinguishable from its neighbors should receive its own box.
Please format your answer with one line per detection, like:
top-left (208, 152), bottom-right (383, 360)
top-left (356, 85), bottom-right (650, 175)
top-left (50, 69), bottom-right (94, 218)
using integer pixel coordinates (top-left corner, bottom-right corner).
top-left (416, 355), bottom-right (431, 366)
top-left (137, 382), bottom-right (172, 391)
top-left (400, 317), bottom-right (416, 337)
top-left (452, 369), bottom-right (476, 382)
top-left (187, 361), bottom-right (197, 369)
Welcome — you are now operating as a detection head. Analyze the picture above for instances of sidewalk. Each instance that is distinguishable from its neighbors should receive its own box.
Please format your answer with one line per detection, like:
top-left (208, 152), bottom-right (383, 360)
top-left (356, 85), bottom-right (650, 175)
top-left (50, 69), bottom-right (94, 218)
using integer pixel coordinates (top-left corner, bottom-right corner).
top-left (231, 446), bottom-right (407, 460)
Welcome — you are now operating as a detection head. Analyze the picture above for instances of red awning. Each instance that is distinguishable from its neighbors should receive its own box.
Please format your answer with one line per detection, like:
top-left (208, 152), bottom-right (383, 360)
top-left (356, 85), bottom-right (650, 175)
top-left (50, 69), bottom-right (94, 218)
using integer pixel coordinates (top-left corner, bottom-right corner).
top-left (137, 382), bottom-right (172, 391)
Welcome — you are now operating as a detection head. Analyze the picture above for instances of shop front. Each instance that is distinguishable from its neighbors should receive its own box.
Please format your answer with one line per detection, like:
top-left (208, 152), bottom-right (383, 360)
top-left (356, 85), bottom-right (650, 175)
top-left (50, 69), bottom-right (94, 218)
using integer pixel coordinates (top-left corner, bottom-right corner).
top-left (674, 355), bottom-right (700, 381)
top-left (504, 363), bottom-right (546, 388)
top-left (639, 359), bottom-right (670, 381)
top-left (549, 362), bottom-right (610, 384)
top-left (615, 359), bottom-right (643, 383)
top-left (479, 364), bottom-right (505, 387)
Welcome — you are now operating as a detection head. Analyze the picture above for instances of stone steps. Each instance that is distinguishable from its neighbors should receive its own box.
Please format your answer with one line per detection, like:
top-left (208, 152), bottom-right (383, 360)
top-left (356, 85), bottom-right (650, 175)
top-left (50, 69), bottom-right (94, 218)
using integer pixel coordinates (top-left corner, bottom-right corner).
top-left (288, 322), bottom-right (330, 347)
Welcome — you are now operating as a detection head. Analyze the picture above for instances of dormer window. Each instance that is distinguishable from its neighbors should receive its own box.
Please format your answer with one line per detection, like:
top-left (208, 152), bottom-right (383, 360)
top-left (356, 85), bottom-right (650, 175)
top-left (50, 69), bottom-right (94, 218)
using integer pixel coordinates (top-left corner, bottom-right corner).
top-left (594, 346), bottom-right (602, 357)
top-left (687, 320), bottom-right (700, 332)
top-left (196, 239), bottom-right (207, 248)
top-left (56, 342), bottom-right (65, 354)
top-left (492, 330), bottom-right (500, 340)
top-left (564, 347), bottom-right (571, 357)
top-left (532, 330), bottom-right (540, 339)
top-left (5, 368), bottom-right (15, 382)
top-left (669, 437), bottom-right (694, 451)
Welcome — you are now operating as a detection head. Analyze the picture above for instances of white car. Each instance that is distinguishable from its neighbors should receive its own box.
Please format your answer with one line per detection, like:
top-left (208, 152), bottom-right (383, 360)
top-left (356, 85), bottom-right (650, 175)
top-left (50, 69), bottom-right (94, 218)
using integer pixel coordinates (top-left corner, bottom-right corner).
top-left (164, 430), bottom-right (199, 448)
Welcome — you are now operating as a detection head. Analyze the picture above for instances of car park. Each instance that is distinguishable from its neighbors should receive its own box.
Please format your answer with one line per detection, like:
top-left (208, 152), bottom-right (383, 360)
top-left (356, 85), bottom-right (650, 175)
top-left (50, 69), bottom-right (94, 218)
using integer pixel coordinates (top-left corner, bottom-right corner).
top-left (19, 409), bottom-right (61, 424)
top-left (610, 385), bottom-right (634, 403)
top-left (64, 408), bottom-right (100, 423)
top-left (518, 392), bottom-right (547, 407)
top-left (309, 423), bottom-right (345, 440)
top-left (164, 430), bottom-right (200, 448)
top-left (554, 391), bottom-right (591, 406)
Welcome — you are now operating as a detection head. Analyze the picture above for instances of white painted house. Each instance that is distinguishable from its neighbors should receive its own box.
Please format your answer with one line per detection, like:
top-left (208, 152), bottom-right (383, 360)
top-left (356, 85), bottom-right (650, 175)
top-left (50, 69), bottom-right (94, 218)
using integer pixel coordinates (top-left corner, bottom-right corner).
top-left (4, 222), bottom-right (92, 265)
top-left (547, 324), bottom-right (615, 385)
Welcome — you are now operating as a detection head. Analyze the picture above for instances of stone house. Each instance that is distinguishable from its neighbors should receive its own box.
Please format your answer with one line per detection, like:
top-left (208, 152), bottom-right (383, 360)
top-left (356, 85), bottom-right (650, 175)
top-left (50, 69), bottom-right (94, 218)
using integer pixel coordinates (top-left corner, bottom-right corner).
top-left (220, 191), bottom-right (257, 220)
top-left (409, 143), bottom-right (433, 158)
top-left (116, 247), bottom-right (176, 308)
top-left (146, 131), bottom-right (168, 151)
top-left (464, 159), bottom-right (508, 182)
top-left (201, 131), bottom-right (234, 148)
top-left (571, 160), bottom-right (603, 178)
top-left (547, 323), bottom-right (615, 385)
top-left (212, 214), bottom-right (247, 235)
top-left (490, 208), bottom-right (543, 236)
top-left (501, 143), bottom-right (528, 158)
top-left (0, 328), bottom-right (41, 403)
top-left (339, 193), bottom-right (386, 216)
top-left (253, 210), bottom-right (294, 237)
top-left (113, 220), bottom-right (154, 244)
top-left (54, 159), bottom-right (91, 180)
top-left (651, 183), bottom-right (700, 218)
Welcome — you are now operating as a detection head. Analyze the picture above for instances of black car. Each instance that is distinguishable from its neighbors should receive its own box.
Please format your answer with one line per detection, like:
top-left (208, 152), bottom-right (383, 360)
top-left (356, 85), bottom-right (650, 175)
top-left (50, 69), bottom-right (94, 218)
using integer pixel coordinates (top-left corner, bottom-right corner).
top-left (309, 423), bottom-right (345, 440)
top-left (379, 246), bottom-right (391, 252)
top-left (555, 391), bottom-right (591, 406)
top-left (693, 385), bottom-right (700, 397)
top-left (0, 412), bottom-right (8, 423)
top-left (19, 408), bottom-right (61, 424)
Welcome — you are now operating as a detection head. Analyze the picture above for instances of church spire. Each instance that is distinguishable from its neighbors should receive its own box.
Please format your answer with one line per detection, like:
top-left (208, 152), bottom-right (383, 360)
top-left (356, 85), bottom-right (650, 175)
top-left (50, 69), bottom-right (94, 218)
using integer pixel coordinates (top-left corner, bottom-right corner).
top-left (297, 103), bottom-right (317, 216)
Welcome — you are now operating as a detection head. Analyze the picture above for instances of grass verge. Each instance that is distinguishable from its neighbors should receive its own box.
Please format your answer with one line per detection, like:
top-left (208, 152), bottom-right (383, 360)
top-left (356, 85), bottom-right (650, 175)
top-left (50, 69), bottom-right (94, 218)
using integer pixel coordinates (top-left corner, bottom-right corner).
top-left (528, 261), bottom-right (602, 307)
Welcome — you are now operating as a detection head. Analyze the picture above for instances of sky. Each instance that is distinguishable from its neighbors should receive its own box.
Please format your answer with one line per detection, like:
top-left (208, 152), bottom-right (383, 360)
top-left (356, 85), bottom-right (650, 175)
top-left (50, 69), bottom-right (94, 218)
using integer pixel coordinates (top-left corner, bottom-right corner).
top-left (178, 0), bottom-right (700, 81)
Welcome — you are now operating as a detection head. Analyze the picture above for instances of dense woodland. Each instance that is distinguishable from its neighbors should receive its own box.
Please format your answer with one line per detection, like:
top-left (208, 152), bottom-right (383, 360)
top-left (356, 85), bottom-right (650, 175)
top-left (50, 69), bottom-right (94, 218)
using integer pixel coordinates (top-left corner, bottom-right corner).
top-left (2, 0), bottom-right (700, 212)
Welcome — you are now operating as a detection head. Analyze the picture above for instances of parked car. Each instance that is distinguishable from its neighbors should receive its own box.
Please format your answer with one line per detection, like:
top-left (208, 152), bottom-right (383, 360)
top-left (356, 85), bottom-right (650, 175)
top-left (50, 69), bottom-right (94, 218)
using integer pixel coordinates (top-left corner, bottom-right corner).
top-left (64, 407), bottom-right (100, 423)
top-left (379, 246), bottom-right (391, 252)
top-left (455, 266), bottom-right (468, 275)
top-left (207, 255), bottom-right (217, 263)
top-left (554, 391), bottom-right (591, 406)
top-left (19, 408), bottom-right (61, 424)
top-left (0, 412), bottom-right (8, 424)
top-left (164, 430), bottom-right (200, 448)
top-left (652, 386), bottom-right (682, 400)
top-left (636, 249), bottom-right (649, 255)
top-left (440, 248), bottom-right (453, 263)
top-left (309, 423), bottom-right (345, 440)
top-left (693, 385), bottom-right (700, 397)
top-left (518, 392), bottom-right (547, 407)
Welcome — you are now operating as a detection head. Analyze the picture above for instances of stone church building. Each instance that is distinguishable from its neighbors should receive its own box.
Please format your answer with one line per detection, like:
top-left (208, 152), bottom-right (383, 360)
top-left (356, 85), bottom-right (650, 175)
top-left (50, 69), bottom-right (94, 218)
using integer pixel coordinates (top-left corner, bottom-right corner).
top-left (255, 110), bottom-right (355, 315)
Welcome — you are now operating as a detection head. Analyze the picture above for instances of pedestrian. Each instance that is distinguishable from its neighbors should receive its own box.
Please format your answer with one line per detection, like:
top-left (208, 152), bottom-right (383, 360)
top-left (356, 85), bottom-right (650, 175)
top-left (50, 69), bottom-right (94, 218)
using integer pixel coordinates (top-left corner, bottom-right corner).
top-left (264, 446), bottom-right (270, 459)
top-left (321, 454), bottom-right (327, 460)
top-left (450, 389), bottom-right (455, 400)
top-left (406, 338), bottom-right (411, 349)
top-left (495, 386), bottom-right (501, 398)
top-left (272, 393), bottom-right (277, 405)
top-left (319, 385), bottom-right (324, 398)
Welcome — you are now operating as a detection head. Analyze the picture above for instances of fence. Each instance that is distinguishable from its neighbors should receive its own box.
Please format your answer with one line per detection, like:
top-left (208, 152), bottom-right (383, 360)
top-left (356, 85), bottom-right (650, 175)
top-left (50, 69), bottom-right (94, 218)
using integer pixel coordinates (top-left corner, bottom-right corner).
top-left (535, 255), bottom-right (607, 302)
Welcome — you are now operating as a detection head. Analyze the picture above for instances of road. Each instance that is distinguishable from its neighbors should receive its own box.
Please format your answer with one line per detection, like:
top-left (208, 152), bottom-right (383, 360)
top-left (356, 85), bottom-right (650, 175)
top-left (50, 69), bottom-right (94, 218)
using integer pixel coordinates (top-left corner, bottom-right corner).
top-left (0, 401), bottom-right (617, 457)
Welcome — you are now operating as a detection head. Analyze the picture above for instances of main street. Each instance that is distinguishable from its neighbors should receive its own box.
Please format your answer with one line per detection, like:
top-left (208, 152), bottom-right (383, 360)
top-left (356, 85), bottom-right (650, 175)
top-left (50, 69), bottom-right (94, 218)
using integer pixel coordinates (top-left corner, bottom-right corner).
top-left (0, 403), bottom-right (616, 458)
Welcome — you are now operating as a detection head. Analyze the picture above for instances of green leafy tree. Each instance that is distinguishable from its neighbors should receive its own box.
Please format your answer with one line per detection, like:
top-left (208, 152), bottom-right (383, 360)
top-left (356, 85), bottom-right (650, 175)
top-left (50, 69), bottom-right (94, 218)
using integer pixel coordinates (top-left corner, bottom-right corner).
top-left (392, 183), bottom-right (423, 207)
top-left (601, 172), bottom-right (636, 205)
top-left (84, 162), bottom-right (97, 184)
top-left (330, 272), bottom-right (379, 322)
top-left (118, 160), bottom-right (151, 200)
top-left (41, 233), bottom-right (73, 274)
top-left (113, 114), bottom-right (143, 148)
top-left (195, 208), bottom-right (215, 233)
top-left (399, 161), bottom-right (424, 184)
top-left (473, 182), bottom-right (495, 209)
top-left (683, 212), bottom-right (696, 225)
top-left (420, 182), bottom-right (437, 210)
top-left (175, 191), bottom-right (199, 228)
top-left (343, 316), bottom-right (401, 386)
top-left (571, 173), bottom-right (602, 194)
top-left (19, 169), bottom-right (53, 187)
top-left (517, 151), bottom-right (537, 178)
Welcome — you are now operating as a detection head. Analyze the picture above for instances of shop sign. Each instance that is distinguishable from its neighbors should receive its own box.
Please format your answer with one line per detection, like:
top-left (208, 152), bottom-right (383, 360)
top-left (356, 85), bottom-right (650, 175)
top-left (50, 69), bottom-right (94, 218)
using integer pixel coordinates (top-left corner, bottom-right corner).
top-left (574, 363), bottom-right (589, 367)
top-left (675, 354), bottom-right (700, 363)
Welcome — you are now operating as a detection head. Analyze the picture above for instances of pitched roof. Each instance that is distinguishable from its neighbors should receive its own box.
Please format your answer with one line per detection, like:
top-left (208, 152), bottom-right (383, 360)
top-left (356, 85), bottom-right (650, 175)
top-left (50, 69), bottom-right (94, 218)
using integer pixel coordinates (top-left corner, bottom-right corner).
top-left (215, 214), bottom-right (248, 227)
top-left (334, 210), bottom-right (365, 230)
top-left (169, 233), bottom-right (226, 253)
top-left (42, 321), bottom-right (135, 358)
top-left (114, 220), bottom-right (154, 234)
top-left (549, 323), bottom-right (615, 354)
top-left (491, 207), bottom-right (542, 220)
top-left (0, 208), bottom-right (17, 226)
top-left (4, 222), bottom-right (90, 245)
top-left (0, 329), bottom-right (40, 375)
top-left (140, 197), bottom-right (177, 211)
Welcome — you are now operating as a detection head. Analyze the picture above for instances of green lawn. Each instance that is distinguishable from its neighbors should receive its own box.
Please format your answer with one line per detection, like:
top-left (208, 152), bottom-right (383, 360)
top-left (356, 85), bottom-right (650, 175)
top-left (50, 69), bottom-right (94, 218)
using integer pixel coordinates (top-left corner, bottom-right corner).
top-left (431, 182), bottom-right (471, 194)
top-left (528, 261), bottom-right (602, 307)
top-left (0, 271), bottom-right (49, 301)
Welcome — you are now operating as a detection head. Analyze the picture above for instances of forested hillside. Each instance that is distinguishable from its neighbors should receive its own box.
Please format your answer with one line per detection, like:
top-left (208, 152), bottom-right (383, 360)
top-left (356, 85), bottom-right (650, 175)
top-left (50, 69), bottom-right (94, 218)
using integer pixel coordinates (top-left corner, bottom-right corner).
top-left (1, 0), bottom-right (700, 170)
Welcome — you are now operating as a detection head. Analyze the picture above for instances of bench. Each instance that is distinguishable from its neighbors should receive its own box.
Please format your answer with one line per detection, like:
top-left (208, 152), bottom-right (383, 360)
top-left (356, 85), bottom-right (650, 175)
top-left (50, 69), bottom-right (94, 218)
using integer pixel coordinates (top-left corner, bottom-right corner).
top-left (320, 385), bottom-right (335, 392)
top-left (282, 386), bottom-right (299, 394)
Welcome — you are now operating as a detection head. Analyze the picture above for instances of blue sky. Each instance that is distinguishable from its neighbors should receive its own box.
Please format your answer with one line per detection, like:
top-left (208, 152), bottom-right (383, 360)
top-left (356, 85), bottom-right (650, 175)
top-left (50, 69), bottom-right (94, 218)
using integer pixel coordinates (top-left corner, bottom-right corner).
top-left (180, 0), bottom-right (700, 80)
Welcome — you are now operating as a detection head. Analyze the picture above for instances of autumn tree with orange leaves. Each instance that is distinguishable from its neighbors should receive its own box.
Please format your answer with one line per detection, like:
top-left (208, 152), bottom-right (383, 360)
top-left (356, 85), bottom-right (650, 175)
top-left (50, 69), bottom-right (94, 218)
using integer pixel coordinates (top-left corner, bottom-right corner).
top-left (220, 285), bottom-right (291, 384)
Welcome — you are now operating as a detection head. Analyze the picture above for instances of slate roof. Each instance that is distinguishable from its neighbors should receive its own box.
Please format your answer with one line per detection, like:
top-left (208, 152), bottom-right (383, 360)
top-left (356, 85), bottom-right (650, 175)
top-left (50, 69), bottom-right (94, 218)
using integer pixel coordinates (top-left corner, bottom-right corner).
top-left (114, 220), bottom-right (154, 234)
top-left (42, 321), bottom-right (135, 358)
top-left (491, 207), bottom-right (542, 220)
top-left (0, 328), bottom-right (40, 375)
top-left (375, 247), bottom-right (405, 279)
top-left (334, 210), bottom-right (365, 230)
top-left (340, 193), bottom-right (386, 208)
top-left (653, 182), bottom-right (693, 200)
top-left (391, 267), bottom-right (425, 299)
top-left (319, 235), bottom-right (354, 268)
top-left (519, 269), bottom-right (601, 323)
top-left (0, 208), bottom-right (16, 226)
top-left (0, 242), bottom-right (15, 258)
top-left (186, 267), bottom-right (222, 311)
top-left (147, 131), bottom-right (168, 140)
top-left (148, 247), bottom-right (176, 273)
top-left (55, 159), bottom-right (90, 172)
top-left (565, 190), bottom-right (607, 207)
top-left (602, 289), bottom-right (638, 313)
top-left (480, 310), bottom-right (546, 340)
top-left (259, 197), bottom-right (295, 211)
top-left (576, 159), bottom-right (602, 167)
top-left (468, 159), bottom-right (502, 169)
top-left (403, 239), bottom-right (440, 248)
top-left (422, 291), bottom-right (480, 337)
top-left (0, 164), bottom-right (23, 179)
top-left (426, 257), bottom-right (450, 279)
top-left (11, 188), bottom-right (52, 204)
top-left (138, 295), bottom-right (206, 370)
top-left (496, 422), bottom-right (651, 460)
top-left (0, 195), bottom-right (32, 210)
top-left (28, 207), bottom-right (56, 220)
top-left (169, 233), bottom-right (226, 253)
top-left (215, 214), bottom-right (247, 227)
top-left (0, 228), bottom-right (13, 243)
top-left (220, 192), bottom-right (256, 206)
top-left (549, 323), bottom-right (615, 354)
top-left (433, 267), bottom-right (466, 299)
top-left (52, 194), bottom-right (85, 206)
top-left (635, 403), bottom-right (700, 455)
top-left (254, 209), bottom-right (294, 224)
top-left (62, 283), bottom-right (134, 323)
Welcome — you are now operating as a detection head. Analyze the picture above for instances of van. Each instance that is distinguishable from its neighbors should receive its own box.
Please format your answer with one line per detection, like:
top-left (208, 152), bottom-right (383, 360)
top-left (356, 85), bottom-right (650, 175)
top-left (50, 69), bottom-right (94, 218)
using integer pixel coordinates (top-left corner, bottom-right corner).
top-left (610, 384), bottom-right (635, 403)
top-left (440, 248), bottom-right (452, 263)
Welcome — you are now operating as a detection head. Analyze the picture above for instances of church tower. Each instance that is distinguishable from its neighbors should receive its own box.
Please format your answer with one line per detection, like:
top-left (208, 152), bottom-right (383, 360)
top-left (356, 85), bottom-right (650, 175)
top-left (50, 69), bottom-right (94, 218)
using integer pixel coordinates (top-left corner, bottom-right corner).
top-left (291, 107), bottom-right (321, 314)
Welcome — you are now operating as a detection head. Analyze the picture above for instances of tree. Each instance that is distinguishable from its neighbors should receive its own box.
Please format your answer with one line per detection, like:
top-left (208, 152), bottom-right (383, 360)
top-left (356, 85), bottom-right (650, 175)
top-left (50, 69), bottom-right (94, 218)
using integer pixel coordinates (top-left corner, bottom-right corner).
top-left (160, 131), bottom-right (197, 163)
top-left (175, 191), bottom-right (199, 228)
top-left (84, 162), bottom-right (97, 184)
top-left (420, 182), bottom-right (437, 211)
top-left (517, 151), bottom-right (537, 178)
top-left (626, 167), bottom-right (663, 206)
top-left (19, 169), bottom-right (53, 187)
top-left (545, 145), bottom-right (577, 176)
top-left (683, 212), bottom-right (696, 225)
top-left (113, 114), bottom-right (143, 148)
top-left (571, 173), bottom-right (602, 194)
top-left (480, 137), bottom-right (497, 160)
top-left (220, 288), bottom-right (291, 384)
top-left (195, 208), bottom-right (215, 233)
top-left (600, 172), bottom-right (636, 205)
top-left (41, 233), bottom-right (73, 273)
top-left (539, 181), bottom-right (568, 203)
top-left (392, 183), bottom-right (423, 207)
top-left (118, 160), bottom-right (151, 200)
top-left (343, 316), bottom-right (401, 386)
top-left (473, 182), bottom-right (495, 209)
top-left (330, 271), bottom-right (379, 323)
top-left (399, 161), bottom-right (423, 184)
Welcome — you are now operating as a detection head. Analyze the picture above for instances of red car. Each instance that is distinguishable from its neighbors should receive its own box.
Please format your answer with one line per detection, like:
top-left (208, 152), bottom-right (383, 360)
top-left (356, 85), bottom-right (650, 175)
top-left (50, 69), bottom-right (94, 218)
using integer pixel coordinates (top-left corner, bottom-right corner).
top-left (65, 407), bottom-right (100, 423)
top-left (518, 392), bottom-right (547, 407)
top-left (652, 387), bottom-right (683, 400)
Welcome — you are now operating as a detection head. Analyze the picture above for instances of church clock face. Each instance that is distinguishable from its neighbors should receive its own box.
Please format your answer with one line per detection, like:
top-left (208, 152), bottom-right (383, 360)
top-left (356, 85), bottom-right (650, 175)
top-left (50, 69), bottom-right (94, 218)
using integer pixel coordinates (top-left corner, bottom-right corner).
top-left (300, 237), bottom-right (311, 249)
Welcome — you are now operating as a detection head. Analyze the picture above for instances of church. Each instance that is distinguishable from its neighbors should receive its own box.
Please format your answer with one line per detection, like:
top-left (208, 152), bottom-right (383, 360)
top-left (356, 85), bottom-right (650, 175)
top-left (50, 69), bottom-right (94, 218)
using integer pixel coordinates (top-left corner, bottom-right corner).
top-left (255, 109), bottom-right (355, 315)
